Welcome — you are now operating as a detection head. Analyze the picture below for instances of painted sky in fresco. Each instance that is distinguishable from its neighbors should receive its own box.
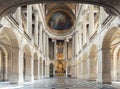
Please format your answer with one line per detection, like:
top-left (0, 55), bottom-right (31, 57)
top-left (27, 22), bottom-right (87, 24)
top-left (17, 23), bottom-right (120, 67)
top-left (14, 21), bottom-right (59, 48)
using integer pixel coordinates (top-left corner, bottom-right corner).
top-left (49, 11), bottom-right (73, 30)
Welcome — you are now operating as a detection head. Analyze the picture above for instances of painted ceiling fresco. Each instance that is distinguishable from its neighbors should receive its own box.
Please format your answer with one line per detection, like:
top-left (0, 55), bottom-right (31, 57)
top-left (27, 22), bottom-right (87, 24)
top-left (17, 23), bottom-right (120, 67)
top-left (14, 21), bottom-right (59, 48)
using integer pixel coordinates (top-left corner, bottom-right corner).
top-left (48, 11), bottom-right (73, 30)
top-left (46, 3), bottom-right (76, 35)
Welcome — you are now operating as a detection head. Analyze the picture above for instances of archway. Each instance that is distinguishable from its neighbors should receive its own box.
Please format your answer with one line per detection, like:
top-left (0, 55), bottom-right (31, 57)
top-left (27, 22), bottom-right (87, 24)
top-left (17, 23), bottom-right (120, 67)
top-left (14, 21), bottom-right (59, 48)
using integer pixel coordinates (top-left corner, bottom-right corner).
top-left (82, 53), bottom-right (87, 79)
top-left (23, 44), bottom-right (32, 81)
top-left (0, 46), bottom-right (8, 81)
top-left (49, 63), bottom-right (54, 77)
top-left (34, 53), bottom-right (39, 80)
top-left (89, 44), bottom-right (98, 81)
top-left (0, 27), bottom-right (19, 83)
top-left (102, 27), bottom-right (120, 84)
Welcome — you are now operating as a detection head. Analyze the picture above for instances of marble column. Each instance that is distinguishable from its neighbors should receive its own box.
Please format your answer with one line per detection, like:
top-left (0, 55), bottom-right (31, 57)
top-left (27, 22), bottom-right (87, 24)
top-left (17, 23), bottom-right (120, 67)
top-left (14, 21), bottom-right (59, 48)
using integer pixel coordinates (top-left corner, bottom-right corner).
top-left (113, 55), bottom-right (117, 81)
top-left (4, 55), bottom-right (8, 81)
top-left (77, 62), bottom-right (80, 78)
top-left (66, 64), bottom-right (68, 77)
top-left (24, 55), bottom-right (34, 82)
top-left (34, 59), bottom-right (39, 80)
top-left (64, 40), bottom-right (67, 60)
top-left (79, 31), bottom-right (82, 50)
top-left (97, 48), bottom-right (111, 84)
top-left (89, 5), bottom-right (94, 36)
top-left (34, 10), bottom-right (39, 46)
top-left (9, 49), bottom-right (24, 84)
top-left (46, 64), bottom-right (49, 77)
top-left (40, 60), bottom-right (43, 78)
top-left (83, 13), bottom-right (87, 44)
top-left (72, 35), bottom-right (75, 59)
top-left (27, 5), bottom-right (32, 37)
top-left (16, 7), bottom-right (22, 31)
top-left (87, 56), bottom-right (97, 81)
top-left (37, 59), bottom-right (40, 79)
top-left (102, 48), bottom-right (111, 84)
top-left (39, 25), bottom-right (43, 51)
top-left (54, 39), bottom-right (56, 60)
top-left (79, 62), bottom-right (82, 79)
top-left (43, 32), bottom-right (46, 55)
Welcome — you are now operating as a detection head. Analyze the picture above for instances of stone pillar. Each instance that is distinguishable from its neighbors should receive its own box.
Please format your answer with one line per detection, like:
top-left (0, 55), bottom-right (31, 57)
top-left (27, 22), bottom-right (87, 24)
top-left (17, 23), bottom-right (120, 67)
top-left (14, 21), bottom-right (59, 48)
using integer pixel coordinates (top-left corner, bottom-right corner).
top-left (38, 59), bottom-right (40, 79)
top-left (66, 63), bottom-right (68, 77)
top-left (75, 33), bottom-right (77, 55)
top-left (46, 64), bottom-right (49, 77)
top-left (34, 10), bottom-right (39, 45)
top-left (64, 40), bottom-right (67, 60)
top-left (83, 13), bottom-right (87, 44)
top-left (34, 59), bottom-right (39, 80)
top-left (46, 35), bottom-right (49, 58)
top-left (89, 5), bottom-right (94, 36)
top-left (72, 35), bottom-right (75, 58)
top-left (54, 39), bottom-right (56, 60)
top-left (16, 7), bottom-right (22, 30)
top-left (102, 48), bottom-right (111, 84)
top-left (118, 52), bottom-right (120, 81)
top-left (81, 60), bottom-right (83, 79)
top-left (45, 64), bottom-right (47, 77)
top-left (87, 56), bottom-right (97, 81)
top-left (4, 55), bottom-right (8, 81)
top-left (27, 5), bottom-right (32, 37)
top-left (9, 49), bottom-right (24, 84)
top-left (24, 55), bottom-right (34, 82)
top-left (97, 49), bottom-right (102, 83)
top-left (97, 48), bottom-right (111, 84)
top-left (42, 31), bottom-right (46, 55)
top-left (79, 31), bottom-right (82, 50)
top-left (40, 60), bottom-right (43, 78)
top-left (79, 62), bottom-right (82, 79)
top-left (39, 25), bottom-right (43, 51)
top-left (77, 62), bottom-right (80, 78)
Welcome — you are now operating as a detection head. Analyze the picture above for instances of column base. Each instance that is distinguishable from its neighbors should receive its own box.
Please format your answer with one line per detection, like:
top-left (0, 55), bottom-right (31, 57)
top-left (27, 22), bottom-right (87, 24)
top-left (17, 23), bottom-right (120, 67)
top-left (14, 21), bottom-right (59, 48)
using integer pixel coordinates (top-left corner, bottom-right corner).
top-left (87, 77), bottom-right (97, 81)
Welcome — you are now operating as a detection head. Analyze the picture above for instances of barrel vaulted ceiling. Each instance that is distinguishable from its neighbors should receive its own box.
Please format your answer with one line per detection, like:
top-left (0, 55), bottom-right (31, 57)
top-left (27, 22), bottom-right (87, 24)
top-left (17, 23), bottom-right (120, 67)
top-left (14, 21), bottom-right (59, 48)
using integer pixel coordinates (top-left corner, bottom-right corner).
top-left (0, 0), bottom-right (120, 19)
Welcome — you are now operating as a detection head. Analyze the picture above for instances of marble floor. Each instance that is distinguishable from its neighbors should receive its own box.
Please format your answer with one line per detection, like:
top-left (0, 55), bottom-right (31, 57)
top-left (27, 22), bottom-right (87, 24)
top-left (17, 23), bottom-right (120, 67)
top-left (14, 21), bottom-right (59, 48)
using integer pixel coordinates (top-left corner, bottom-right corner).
top-left (0, 77), bottom-right (120, 89)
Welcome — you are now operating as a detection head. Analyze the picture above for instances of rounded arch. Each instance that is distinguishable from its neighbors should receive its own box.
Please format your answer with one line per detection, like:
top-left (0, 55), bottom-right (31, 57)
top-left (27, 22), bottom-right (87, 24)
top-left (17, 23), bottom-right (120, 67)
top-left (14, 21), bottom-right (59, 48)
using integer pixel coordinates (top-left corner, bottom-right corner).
top-left (34, 52), bottom-right (38, 60)
top-left (0, 45), bottom-right (8, 57)
top-left (49, 63), bottom-right (54, 77)
top-left (0, 27), bottom-right (19, 83)
top-left (89, 44), bottom-right (98, 81)
top-left (23, 44), bottom-right (32, 57)
top-left (0, 27), bottom-right (19, 48)
top-left (0, 45), bottom-right (8, 81)
top-left (102, 26), bottom-right (120, 84)
top-left (102, 26), bottom-right (120, 49)
top-left (89, 44), bottom-right (98, 57)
